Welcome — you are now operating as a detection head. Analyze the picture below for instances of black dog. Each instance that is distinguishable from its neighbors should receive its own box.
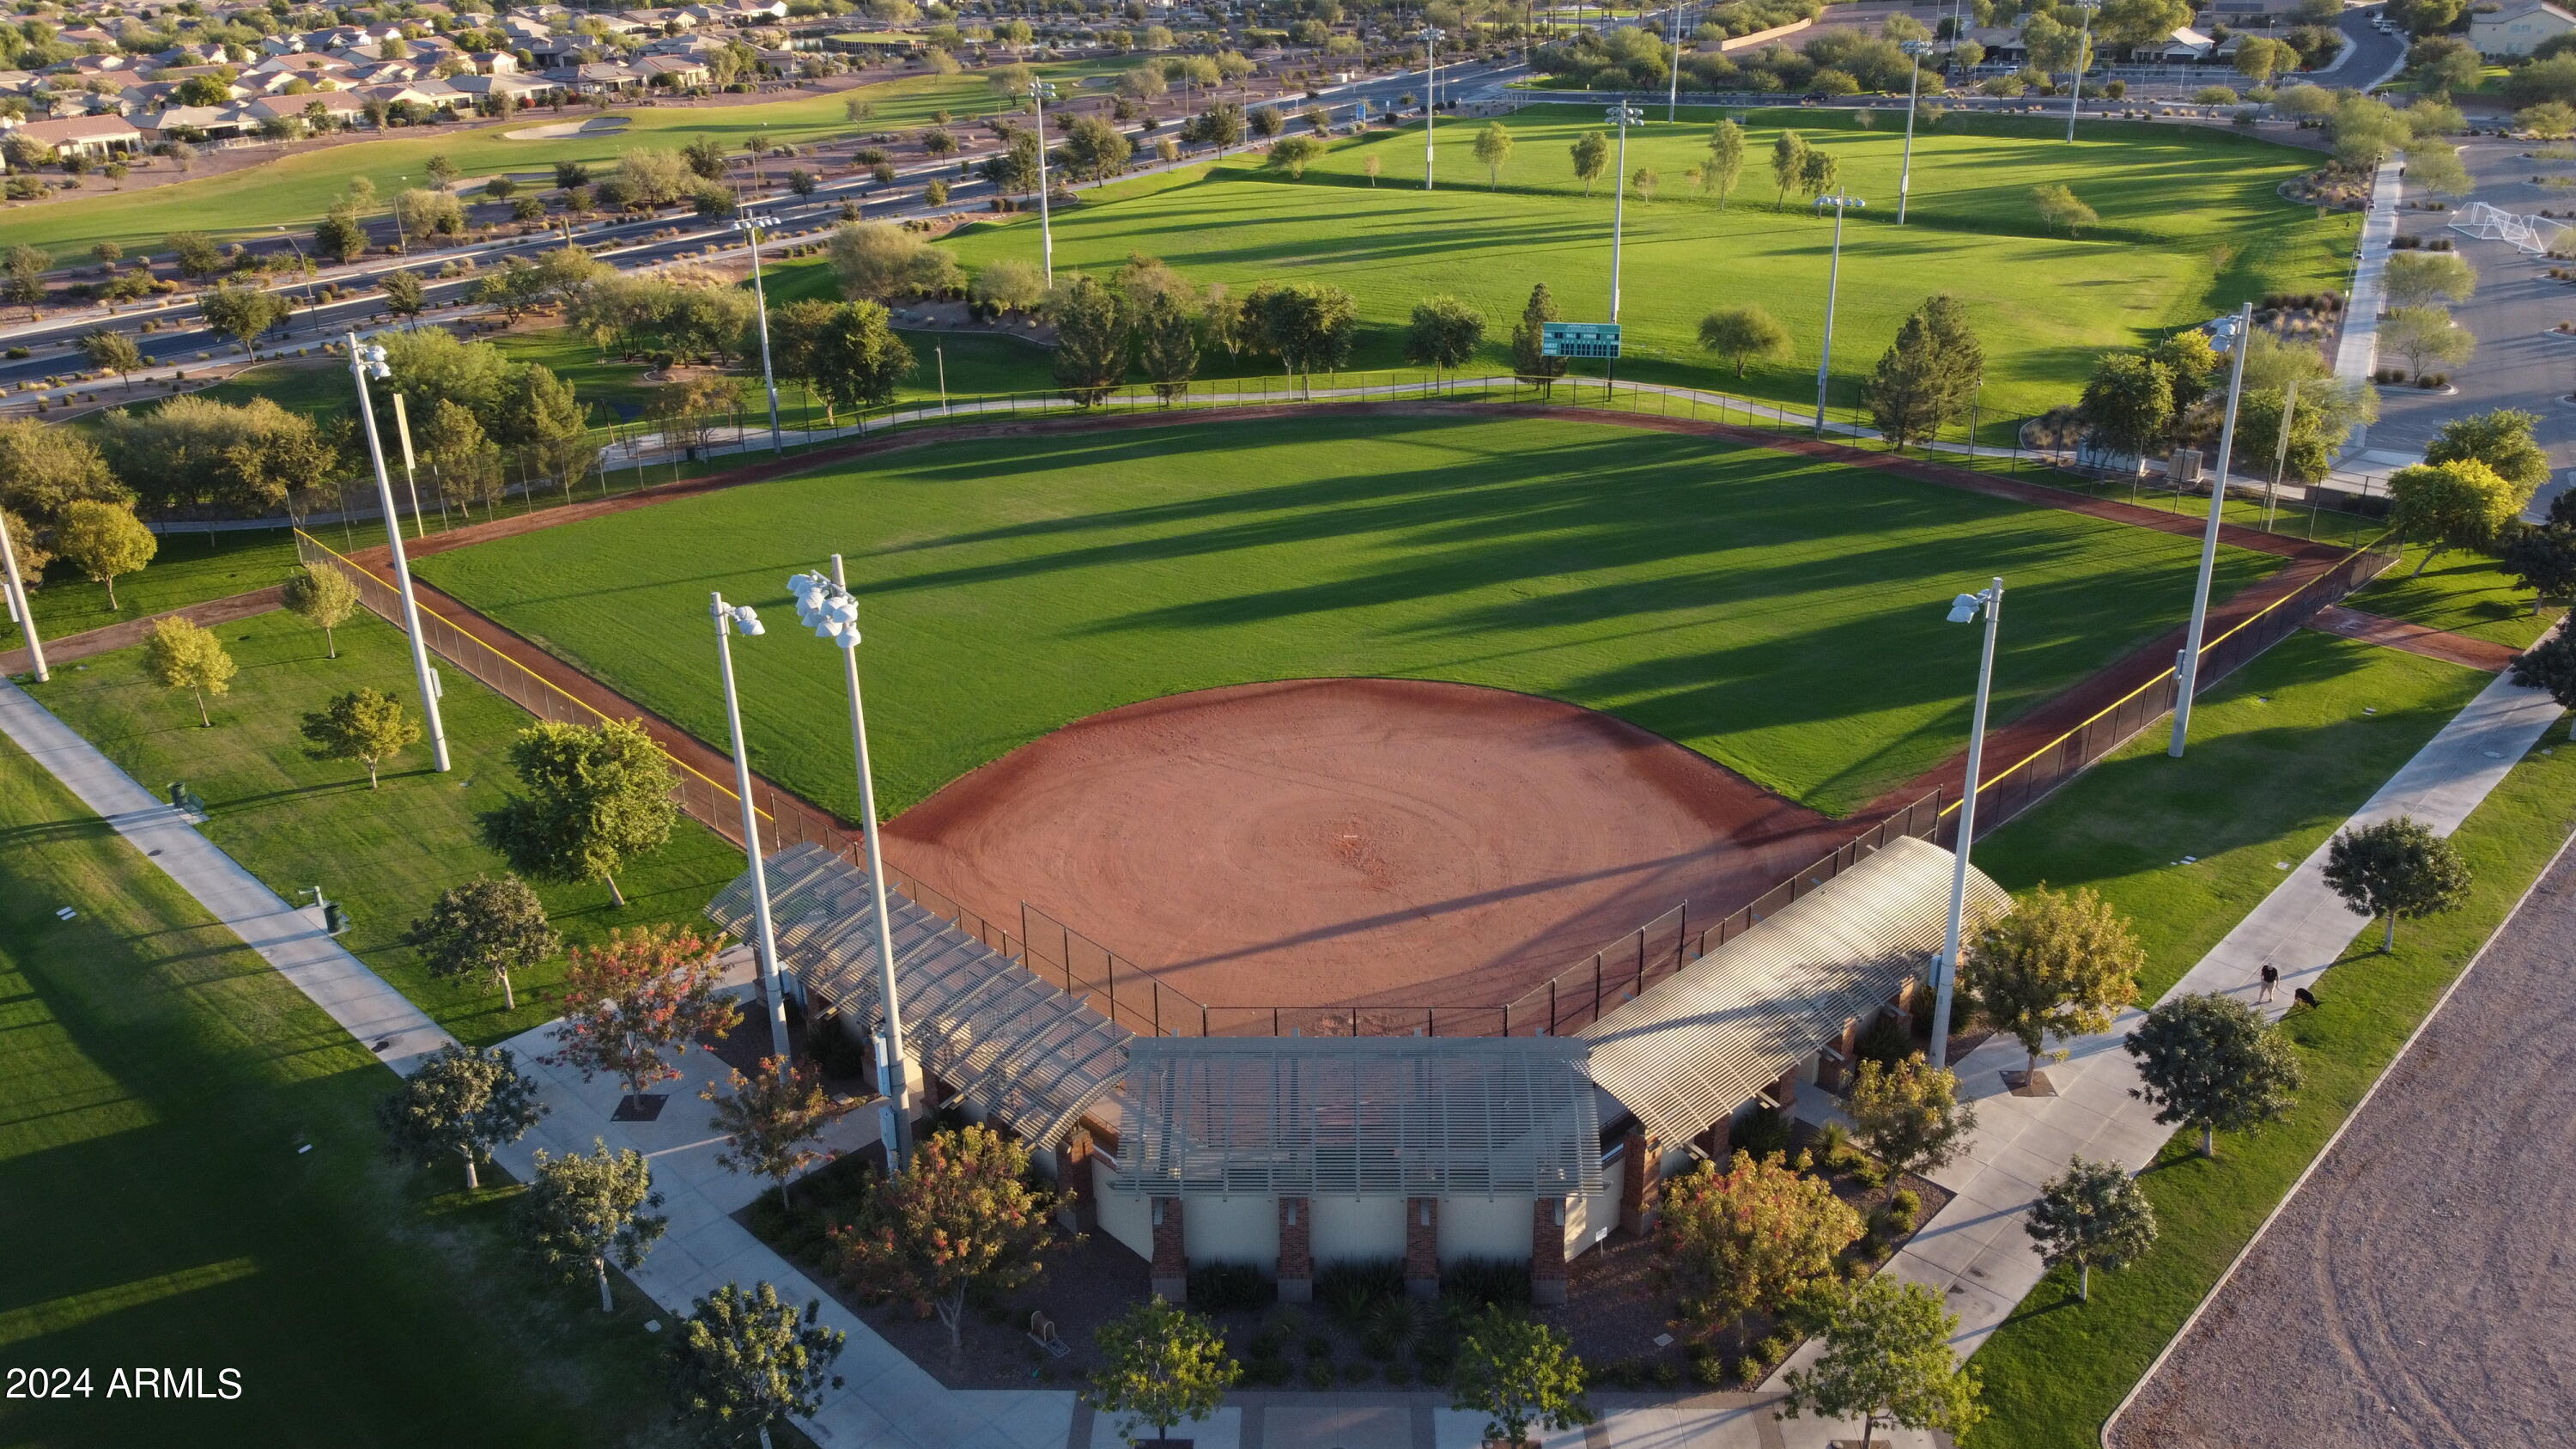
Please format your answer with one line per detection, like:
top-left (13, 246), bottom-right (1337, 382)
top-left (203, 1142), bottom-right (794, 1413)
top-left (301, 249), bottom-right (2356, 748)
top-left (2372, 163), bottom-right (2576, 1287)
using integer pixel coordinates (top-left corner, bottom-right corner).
top-left (2293, 986), bottom-right (2322, 1011)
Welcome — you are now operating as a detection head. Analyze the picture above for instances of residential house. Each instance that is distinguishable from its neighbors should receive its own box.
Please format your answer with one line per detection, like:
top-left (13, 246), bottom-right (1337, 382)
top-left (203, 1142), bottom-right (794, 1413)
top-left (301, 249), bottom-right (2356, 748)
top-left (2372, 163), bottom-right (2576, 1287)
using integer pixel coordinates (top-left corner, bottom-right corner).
top-left (0, 111), bottom-right (144, 163)
top-left (2472, 0), bottom-right (2576, 54)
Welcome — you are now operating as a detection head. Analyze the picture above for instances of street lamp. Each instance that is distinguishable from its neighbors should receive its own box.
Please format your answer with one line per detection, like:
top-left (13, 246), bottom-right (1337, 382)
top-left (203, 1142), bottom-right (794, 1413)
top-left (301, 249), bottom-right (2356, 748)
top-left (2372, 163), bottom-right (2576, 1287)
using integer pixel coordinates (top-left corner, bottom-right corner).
top-left (1031, 79), bottom-right (1060, 283)
top-left (1929, 575), bottom-right (2003, 1071)
top-left (1607, 104), bottom-right (1643, 323)
top-left (2064, 2), bottom-right (2097, 144)
top-left (786, 560), bottom-right (914, 1168)
top-left (0, 506), bottom-right (46, 685)
top-left (344, 335), bottom-right (451, 773)
top-left (731, 212), bottom-right (784, 454)
top-left (1897, 40), bottom-right (1931, 225)
top-left (1812, 192), bottom-right (1865, 435)
top-left (1666, 0), bottom-right (1686, 122)
top-left (708, 590), bottom-right (794, 1074)
top-left (2170, 301), bottom-right (2253, 758)
top-left (1423, 27), bottom-right (1444, 191)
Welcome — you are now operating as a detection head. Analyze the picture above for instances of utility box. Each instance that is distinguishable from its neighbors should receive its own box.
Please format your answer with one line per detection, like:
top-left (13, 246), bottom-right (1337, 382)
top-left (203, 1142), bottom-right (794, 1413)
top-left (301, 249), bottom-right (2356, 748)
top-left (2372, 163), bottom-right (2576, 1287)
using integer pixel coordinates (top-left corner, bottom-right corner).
top-left (2169, 448), bottom-right (2204, 486)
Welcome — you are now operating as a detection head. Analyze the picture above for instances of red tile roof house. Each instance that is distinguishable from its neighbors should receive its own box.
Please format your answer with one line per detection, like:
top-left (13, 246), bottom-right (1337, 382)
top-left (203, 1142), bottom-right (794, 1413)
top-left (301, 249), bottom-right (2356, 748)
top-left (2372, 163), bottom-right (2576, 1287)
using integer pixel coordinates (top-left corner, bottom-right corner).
top-left (0, 113), bottom-right (147, 167)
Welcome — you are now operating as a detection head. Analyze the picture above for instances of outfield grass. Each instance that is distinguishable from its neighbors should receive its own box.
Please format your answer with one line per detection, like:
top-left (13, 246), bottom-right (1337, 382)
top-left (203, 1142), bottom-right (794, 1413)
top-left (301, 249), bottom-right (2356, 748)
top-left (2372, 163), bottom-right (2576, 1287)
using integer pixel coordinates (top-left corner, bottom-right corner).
top-left (0, 734), bottom-right (711, 1449)
top-left (24, 606), bottom-right (742, 1047)
top-left (415, 411), bottom-right (2281, 823)
top-left (1963, 632), bottom-right (2571, 1447)
top-left (939, 107), bottom-right (2352, 423)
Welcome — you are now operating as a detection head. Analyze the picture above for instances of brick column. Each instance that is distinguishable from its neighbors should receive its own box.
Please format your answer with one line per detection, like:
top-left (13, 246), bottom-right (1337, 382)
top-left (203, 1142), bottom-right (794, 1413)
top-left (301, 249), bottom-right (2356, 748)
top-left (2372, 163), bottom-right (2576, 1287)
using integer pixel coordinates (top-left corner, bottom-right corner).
top-left (1531, 1197), bottom-right (1568, 1306)
top-left (1404, 1197), bottom-right (1439, 1300)
top-left (1150, 1196), bottom-right (1187, 1302)
top-left (1618, 1127), bottom-right (1662, 1234)
top-left (1054, 1129), bottom-right (1095, 1233)
top-left (1277, 1196), bottom-right (1313, 1303)
top-left (1816, 1018), bottom-right (1859, 1093)
top-left (1770, 1067), bottom-right (1801, 1117)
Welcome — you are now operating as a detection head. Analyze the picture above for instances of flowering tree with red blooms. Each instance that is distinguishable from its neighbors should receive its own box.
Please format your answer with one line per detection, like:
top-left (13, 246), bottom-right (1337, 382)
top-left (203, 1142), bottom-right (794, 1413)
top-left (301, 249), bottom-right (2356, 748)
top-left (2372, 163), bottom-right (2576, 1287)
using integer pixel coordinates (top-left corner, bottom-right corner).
top-left (1656, 1149), bottom-right (1863, 1346)
top-left (830, 1125), bottom-right (1057, 1354)
top-left (545, 924), bottom-right (741, 1099)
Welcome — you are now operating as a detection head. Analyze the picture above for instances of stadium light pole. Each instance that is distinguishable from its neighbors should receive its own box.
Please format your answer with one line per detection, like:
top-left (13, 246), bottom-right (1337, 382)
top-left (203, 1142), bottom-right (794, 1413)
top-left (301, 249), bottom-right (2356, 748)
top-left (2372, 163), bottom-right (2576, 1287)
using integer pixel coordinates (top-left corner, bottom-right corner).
top-left (1032, 79), bottom-right (1060, 283)
top-left (0, 508), bottom-right (46, 685)
top-left (1666, 0), bottom-right (1685, 122)
top-left (1929, 575), bottom-right (2003, 1072)
top-left (345, 335), bottom-right (450, 773)
top-left (1897, 40), bottom-right (1931, 224)
top-left (732, 211), bottom-right (784, 455)
top-left (1607, 104), bottom-right (1643, 322)
top-left (708, 590), bottom-right (793, 1076)
top-left (786, 559), bottom-right (914, 1169)
top-left (1811, 192), bottom-right (1864, 435)
top-left (2170, 302), bottom-right (2254, 758)
top-left (1423, 27), bottom-right (1444, 190)
top-left (2064, 2), bottom-right (2096, 144)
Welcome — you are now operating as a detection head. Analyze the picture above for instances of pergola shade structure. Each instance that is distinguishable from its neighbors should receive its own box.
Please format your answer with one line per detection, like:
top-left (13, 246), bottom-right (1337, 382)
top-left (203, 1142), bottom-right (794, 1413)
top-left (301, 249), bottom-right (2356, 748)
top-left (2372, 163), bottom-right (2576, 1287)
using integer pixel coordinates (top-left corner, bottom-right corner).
top-left (1578, 836), bottom-right (2010, 1148)
top-left (708, 843), bottom-right (1130, 1148)
top-left (1111, 1036), bottom-right (1605, 1199)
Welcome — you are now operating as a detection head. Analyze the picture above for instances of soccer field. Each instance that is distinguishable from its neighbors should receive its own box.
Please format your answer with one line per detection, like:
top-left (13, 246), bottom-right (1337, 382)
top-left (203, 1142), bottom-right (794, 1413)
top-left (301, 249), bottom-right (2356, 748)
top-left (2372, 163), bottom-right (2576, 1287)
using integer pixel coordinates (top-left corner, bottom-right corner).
top-left (935, 107), bottom-right (2348, 424)
top-left (415, 412), bottom-right (2281, 824)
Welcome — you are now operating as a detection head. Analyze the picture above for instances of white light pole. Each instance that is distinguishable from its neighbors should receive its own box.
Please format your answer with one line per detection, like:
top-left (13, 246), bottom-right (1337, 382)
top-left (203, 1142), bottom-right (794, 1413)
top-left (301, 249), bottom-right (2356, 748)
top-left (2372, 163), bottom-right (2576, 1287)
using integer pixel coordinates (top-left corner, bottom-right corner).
top-left (708, 590), bottom-right (793, 1074)
top-left (1812, 192), bottom-right (1864, 435)
top-left (391, 393), bottom-right (427, 540)
top-left (732, 212), bottom-right (784, 454)
top-left (787, 560), bottom-right (914, 1168)
top-left (2064, 2), bottom-right (2096, 144)
top-left (0, 508), bottom-right (46, 684)
top-left (1607, 104), bottom-right (1643, 321)
top-left (1897, 40), bottom-right (1930, 224)
top-left (2170, 302), bottom-right (2253, 758)
top-left (1929, 575), bottom-right (2002, 1071)
top-left (1423, 27), bottom-right (1444, 190)
top-left (1032, 79), bottom-right (1060, 283)
top-left (346, 335), bottom-right (451, 773)
top-left (1666, 0), bottom-right (1685, 122)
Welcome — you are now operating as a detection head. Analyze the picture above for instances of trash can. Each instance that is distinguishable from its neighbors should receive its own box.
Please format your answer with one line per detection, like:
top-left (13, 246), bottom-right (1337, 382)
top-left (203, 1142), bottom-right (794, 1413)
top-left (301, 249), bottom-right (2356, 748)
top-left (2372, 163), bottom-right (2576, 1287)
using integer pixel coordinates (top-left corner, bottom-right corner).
top-left (323, 902), bottom-right (349, 936)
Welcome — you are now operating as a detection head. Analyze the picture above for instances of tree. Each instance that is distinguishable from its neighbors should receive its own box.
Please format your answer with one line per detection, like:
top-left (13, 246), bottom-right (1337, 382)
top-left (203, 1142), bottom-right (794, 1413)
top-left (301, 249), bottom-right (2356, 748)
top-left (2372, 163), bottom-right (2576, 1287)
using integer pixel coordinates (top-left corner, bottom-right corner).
top-left (300, 687), bottom-right (422, 788)
top-left (1845, 1056), bottom-right (1977, 1186)
top-left (1473, 120), bottom-right (1515, 189)
top-left (2124, 993), bottom-right (2303, 1158)
top-left (2324, 815), bottom-right (2473, 952)
top-left (830, 1125), bottom-right (1055, 1353)
top-left (1062, 113), bottom-right (1134, 181)
top-left (2384, 250), bottom-right (2477, 311)
top-left (1266, 134), bottom-right (1326, 178)
top-left (480, 718), bottom-right (681, 908)
top-left (2404, 142), bottom-right (2474, 202)
top-left (2519, 99), bottom-right (2576, 138)
top-left (394, 186), bottom-right (465, 240)
top-left (2512, 627), bottom-right (2576, 709)
top-left (1797, 147), bottom-right (1840, 206)
top-left (80, 329), bottom-right (142, 390)
top-left (2389, 458), bottom-right (2529, 575)
top-left (1406, 294), bottom-right (1485, 386)
top-left (1242, 280), bottom-right (1358, 384)
top-left (496, 363), bottom-right (598, 487)
top-left (1511, 283), bottom-right (1568, 390)
top-left (519, 1140), bottom-right (668, 1312)
top-left (703, 1056), bottom-right (833, 1209)
top-left (1135, 292), bottom-right (1200, 404)
top-left (53, 499), bottom-right (156, 610)
top-left (168, 231), bottom-right (224, 280)
top-left (1449, 1306), bottom-right (1594, 1448)
top-left (2233, 34), bottom-right (2298, 84)
top-left (377, 269), bottom-right (428, 329)
top-left (2078, 353), bottom-right (2173, 470)
top-left (1705, 118), bottom-right (1746, 208)
top-left (2025, 1157), bottom-right (2157, 1302)
top-left (544, 923), bottom-right (741, 1098)
top-left (144, 614), bottom-right (234, 727)
top-left (375, 1042), bottom-right (546, 1190)
top-left (669, 1282), bottom-right (847, 1449)
top-left (1571, 129), bottom-right (1610, 196)
top-left (3, 509), bottom-right (49, 586)
top-left (1049, 274), bottom-right (1130, 405)
top-left (828, 220), bottom-right (962, 301)
top-left (1771, 129), bottom-right (1808, 210)
top-left (1364, 155), bottom-right (1382, 188)
top-left (199, 281), bottom-right (294, 355)
top-left (421, 397), bottom-right (505, 514)
top-left (1, 245), bottom-right (45, 311)
top-left (410, 874), bottom-right (558, 1012)
top-left (1963, 884), bottom-right (2143, 1081)
top-left (1656, 1149), bottom-right (1863, 1342)
top-left (1779, 1275), bottom-right (1984, 1449)
top-left (1249, 104), bottom-right (1285, 140)
top-left (1867, 294), bottom-right (1984, 451)
top-left (1698, 305), bottom-right (1791, 379)
top-left (805, 299), bottom-right (914, 421)
top-left (2384, 305), bottom-right (2475, 383)
top-left (2028, 181), bottom-right (2097, 239)
top-left (425, 152), bottom-right (461, 191)
top-left (2425, 408), bottom-right (2548, 490)
top-left (2502, 521), bottom-right (2576, 616)
top-left (0, 418), bottom-right (125, 523)
top-left (1085, 1298), bottom-right (1240, 1443)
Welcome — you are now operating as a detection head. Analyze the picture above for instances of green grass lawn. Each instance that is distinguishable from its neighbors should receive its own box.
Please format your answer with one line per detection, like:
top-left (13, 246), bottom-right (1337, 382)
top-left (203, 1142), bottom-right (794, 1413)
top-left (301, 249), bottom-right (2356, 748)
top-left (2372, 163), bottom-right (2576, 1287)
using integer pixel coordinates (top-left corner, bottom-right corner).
top-left (415, 411), bottom-right (2281, 823)
top-left (3, 526), bottom-right (330, 655)
top-left (1962, 630), bottom-right (2576, 1447)
top-left (23, 606), bottom-right (742, 1047)
top-left (0, 734), bottom-right (713, 1449)
top-left (2341, 541), bottom-right (2564, 648)
top-left (937, 106), bottom-right (2351, 423)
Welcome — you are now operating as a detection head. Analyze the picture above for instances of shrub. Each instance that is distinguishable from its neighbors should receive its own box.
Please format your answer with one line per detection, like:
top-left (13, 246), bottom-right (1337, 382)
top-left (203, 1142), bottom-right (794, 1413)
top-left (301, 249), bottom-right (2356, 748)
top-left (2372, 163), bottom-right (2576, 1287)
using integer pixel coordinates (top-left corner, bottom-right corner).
top-left (1730, 1105), bottom-right (1792, 1162)
top-left (1653, 1360), bottom-right (1684, 1389)
top-left (1315, 1257), bottom-right (1405, 1330)
top-left (1440, 1257), bottom-right (1532, 1308)
top-left (1188, 1261), bottom-right (1274, 1312)
top-left (1855, 1011), bottom-right (1914, 1069)
top-left (1382, 1357), bottom-right (1413, 1385)
top-left (1886, 1187), bottom-right (1923, 1234)
top-left (1302, 1357), bottom-right (1335, 1389)
top-left (1342, 1360), bottom-right (1376, 1384)
top-left (1301, 1332), bottom-right (1333, 1360)
top-left (1688, 1344), bottom-right (1728, 1387)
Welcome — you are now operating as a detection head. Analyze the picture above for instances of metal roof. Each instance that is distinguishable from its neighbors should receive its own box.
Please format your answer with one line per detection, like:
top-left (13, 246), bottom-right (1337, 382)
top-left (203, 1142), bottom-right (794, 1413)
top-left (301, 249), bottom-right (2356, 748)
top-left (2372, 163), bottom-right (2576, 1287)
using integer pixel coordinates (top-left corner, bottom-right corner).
top-left (1112, 1036), bottom-right (1604, 1199)
top-left (706, 843), bottom-right (1130, 1148)
top-left (1578, 836), bottom-right (2010, 1148)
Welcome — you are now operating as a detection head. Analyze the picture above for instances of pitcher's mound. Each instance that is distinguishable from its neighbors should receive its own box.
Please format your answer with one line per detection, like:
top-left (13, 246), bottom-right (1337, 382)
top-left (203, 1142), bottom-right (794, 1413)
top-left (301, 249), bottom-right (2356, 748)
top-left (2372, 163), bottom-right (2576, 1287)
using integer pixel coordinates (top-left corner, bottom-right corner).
top-left (885, 679), bottom-right (1840, 1031)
